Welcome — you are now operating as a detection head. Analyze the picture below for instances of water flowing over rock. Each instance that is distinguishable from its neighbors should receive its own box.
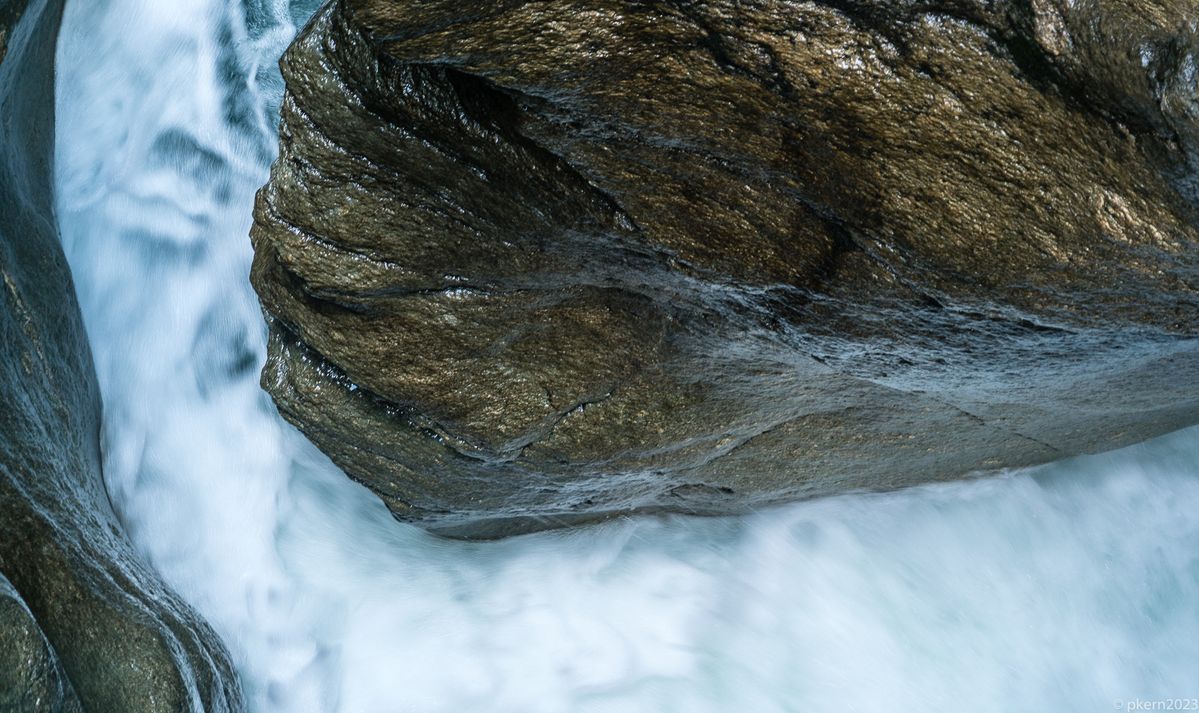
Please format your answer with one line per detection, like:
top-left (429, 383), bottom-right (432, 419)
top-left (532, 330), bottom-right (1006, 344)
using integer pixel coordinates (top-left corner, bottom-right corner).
top-left (0, 0), bottom-right (245, 709)
top-left (251, 0), bottom-right (1199, 538)
top-left (0, 574), bottom-right (81, 713)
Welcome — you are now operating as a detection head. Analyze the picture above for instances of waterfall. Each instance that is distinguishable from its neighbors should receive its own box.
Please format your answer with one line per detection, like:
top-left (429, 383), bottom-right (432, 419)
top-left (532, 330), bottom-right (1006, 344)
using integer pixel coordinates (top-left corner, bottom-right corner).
top-left (53, 0), bottom-right (1199, 711)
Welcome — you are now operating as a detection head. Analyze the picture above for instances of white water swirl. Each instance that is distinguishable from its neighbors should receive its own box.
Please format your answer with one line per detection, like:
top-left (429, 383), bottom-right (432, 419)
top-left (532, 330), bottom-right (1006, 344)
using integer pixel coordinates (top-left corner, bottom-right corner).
top-left (53, 0), bottom-right (1199, 711)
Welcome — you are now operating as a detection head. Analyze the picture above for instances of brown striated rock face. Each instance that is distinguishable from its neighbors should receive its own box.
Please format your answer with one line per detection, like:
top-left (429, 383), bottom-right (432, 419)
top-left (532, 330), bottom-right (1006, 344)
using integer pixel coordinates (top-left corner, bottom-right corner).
top-left (252, 0), bottom-right (1199, 538)
top-left (0, 0), bottom-right (244, 709)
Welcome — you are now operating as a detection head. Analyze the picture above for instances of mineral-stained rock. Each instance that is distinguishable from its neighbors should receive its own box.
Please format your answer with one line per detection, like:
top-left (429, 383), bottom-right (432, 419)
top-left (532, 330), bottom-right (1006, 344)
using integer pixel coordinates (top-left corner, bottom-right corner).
top-left (0, 0), bottom-right (244, 709)
top-left (252, 0), bottom-right (1199, 538)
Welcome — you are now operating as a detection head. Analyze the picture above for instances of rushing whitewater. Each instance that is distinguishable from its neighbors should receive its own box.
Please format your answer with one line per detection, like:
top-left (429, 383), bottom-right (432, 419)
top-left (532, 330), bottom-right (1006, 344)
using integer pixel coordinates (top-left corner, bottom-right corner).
top-left (53, 0), bottom-right (1199, 712)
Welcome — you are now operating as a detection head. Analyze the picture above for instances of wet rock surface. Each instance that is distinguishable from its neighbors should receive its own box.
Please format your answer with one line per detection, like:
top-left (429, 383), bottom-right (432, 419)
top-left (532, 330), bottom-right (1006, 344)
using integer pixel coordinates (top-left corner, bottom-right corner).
top-left (0, 574), bottom-right (81, 713)
top-left (252, 0), bottom-right (1199, 538)
top-left (0, 0), bottom-right (244, 709)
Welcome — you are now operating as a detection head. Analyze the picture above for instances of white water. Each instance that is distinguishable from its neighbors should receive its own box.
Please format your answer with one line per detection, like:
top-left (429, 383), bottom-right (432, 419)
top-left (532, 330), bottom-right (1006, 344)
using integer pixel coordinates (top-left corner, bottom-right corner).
top-left (53, 1), bottom-right (1199, 711)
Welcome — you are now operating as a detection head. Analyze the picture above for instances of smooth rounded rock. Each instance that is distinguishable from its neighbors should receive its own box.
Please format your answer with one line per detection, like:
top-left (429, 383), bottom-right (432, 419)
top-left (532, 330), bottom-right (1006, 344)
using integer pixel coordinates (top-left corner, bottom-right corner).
top-left (0, 575), bottom-right (82, 713)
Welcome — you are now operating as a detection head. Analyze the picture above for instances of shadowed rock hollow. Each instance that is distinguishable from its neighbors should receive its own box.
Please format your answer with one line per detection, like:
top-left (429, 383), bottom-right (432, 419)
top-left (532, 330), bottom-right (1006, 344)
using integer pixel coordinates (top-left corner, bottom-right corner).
top-left (252, 0), bottom-right (1199, 538)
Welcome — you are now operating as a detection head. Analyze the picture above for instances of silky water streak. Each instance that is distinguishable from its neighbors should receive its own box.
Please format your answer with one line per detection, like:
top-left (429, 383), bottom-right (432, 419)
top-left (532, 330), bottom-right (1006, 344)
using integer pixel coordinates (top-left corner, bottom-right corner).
top-left (53, 0), bottom-right (1199, 711)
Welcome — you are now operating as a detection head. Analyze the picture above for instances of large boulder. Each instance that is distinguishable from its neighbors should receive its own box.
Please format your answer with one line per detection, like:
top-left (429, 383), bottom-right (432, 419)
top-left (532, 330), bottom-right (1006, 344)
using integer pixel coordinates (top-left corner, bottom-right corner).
top-left (252, 0), bottom-right (1199, 538)
top-left (0, 0), bottom-right (244, 709)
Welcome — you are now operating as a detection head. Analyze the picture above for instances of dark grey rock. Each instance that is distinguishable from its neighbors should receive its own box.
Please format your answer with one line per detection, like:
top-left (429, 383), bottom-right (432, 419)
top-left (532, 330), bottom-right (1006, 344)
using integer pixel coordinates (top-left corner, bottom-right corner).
top-left (0, 0), bottom-right (245, 709)
top-left (252, 0), bottom-right (1199, 538)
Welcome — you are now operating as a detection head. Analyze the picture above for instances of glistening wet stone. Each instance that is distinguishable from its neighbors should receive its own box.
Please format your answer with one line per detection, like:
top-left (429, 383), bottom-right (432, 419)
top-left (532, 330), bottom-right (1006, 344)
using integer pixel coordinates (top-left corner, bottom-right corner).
top-left (251, 0), bottom-right (1199, 538)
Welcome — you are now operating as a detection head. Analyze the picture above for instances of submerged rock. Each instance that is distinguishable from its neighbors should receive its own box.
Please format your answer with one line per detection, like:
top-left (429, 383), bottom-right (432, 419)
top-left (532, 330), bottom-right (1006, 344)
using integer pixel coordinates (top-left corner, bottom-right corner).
top-left (252, 0), bottom-right (1199, 538)
top-left (0, 0), bottom-right (244, 709)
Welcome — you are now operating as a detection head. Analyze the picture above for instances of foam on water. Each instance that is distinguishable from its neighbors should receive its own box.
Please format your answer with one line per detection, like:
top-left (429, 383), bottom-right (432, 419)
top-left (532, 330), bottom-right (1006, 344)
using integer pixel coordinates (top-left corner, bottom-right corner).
top-left (53, 0), bottom-right (1199, 711)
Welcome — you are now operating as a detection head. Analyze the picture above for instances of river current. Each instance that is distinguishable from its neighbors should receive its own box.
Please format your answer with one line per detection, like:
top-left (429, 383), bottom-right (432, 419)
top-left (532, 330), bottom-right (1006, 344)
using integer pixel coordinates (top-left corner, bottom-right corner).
top-left (53, 0), bottom-right (1199, 711)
